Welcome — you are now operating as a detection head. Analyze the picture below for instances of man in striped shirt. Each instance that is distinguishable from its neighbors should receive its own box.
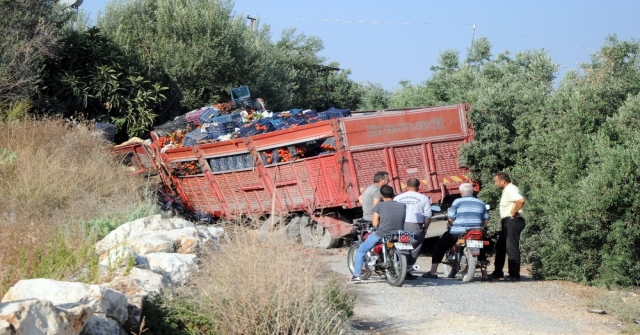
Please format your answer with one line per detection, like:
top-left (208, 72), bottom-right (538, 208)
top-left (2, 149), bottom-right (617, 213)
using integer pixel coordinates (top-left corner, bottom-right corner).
top-left (422, 183), bottom-right (489, 279)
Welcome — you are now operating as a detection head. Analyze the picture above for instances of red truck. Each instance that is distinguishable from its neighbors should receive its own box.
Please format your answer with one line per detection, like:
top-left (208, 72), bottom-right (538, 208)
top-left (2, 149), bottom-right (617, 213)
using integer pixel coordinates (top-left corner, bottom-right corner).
top-left (114, 104), bottom-right (477, 248)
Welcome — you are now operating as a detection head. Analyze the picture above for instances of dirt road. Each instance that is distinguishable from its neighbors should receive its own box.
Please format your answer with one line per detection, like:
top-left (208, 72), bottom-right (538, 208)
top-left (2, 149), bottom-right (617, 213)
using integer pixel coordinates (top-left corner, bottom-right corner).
top-left (321, 247), bottom-right (623, 335)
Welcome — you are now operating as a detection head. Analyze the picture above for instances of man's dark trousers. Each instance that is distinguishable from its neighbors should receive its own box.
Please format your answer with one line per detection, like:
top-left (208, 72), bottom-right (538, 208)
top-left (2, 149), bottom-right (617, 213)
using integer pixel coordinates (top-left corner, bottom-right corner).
top-left (493, 217), bottom-right (525, 279)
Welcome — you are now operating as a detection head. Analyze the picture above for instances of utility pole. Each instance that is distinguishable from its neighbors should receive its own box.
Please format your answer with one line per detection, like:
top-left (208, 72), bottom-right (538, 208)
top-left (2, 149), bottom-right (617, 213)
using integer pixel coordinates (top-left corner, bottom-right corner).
top-left (246, 15), bottom-right (256, 29)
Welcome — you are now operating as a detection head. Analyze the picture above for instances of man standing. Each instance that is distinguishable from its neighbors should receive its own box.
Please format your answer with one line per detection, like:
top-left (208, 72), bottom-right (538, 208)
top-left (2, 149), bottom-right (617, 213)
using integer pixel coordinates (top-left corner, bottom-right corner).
top-left (358, 171), bottom-right (390, 223)
top-left (351, 185), bottom-right (406, 282)
top-left (491, 172), bottom-right (526, 281)
top-left (394, 179), bottom-right (432, 280)
top-left (423, 183), bottom-right (489, 279)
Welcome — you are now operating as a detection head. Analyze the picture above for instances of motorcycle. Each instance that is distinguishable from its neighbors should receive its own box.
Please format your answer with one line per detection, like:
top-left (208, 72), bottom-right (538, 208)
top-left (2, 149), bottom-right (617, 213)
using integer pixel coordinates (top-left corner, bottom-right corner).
top-left (441, 226), bottom-right (489, 282)
top-left (347, 221), bottom-right (415, 287)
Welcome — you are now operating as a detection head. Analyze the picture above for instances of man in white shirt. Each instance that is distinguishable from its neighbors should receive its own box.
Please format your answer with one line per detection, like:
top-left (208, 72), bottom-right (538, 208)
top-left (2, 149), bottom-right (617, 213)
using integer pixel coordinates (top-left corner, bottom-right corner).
top-left (394, 179), bottom-right (432, 280)
top-left (491, 172), bottom-right (526, 281)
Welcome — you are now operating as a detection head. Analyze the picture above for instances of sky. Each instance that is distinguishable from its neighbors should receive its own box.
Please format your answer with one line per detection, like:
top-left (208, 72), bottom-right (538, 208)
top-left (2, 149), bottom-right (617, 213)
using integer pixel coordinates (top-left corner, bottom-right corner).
top-left (80, 0), bottom-right (639, 90)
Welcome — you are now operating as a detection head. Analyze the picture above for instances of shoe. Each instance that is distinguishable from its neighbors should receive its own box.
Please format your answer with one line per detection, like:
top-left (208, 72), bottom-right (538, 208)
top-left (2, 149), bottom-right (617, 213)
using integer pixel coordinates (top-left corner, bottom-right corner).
top-left (405, 273), bottom-right (418, 280)
top-left (506, 275), bottom-right (521, 282)
top-left (350, 275), bottom-right (361, 283)
top-left (421, 272), bottom-right (439, 279)
top-left (489, 272), bottom-right (504, 280)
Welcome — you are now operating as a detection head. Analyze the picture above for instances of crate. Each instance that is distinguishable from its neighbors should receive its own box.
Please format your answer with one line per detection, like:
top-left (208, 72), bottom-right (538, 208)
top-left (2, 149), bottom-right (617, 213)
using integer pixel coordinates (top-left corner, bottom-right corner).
top-left (211, 112), bottom-right (242, 124)
top-left (289, 108), bottom-right (304, 116)
top-left (95, 122), bottom-right (116, 142)
top-left (285, 116), bottom-right (307, 127)
top-left (183, 129), bottom-right (215, 147)
top-left (154, 115), bottom-right (190, 134)
top-left (323, 107), bottom-right (351, 118)
top-left (186, 107), bottom-right (207, 125)
top-left (231, 86), bottom-right (251, 107)
top-left (320, 137), bottom-right (337, 152)
top-left (233, 154), bottom-right (254, 169)
top-left (260, 148), bottom-right (280, 165)
top-left (238, 119), bottom-right (286, 138)
top-left (206, 121), bottom-right (238, 136)
top-left (209, 158), bottom-right (221, 172)
top-left (302, 110), bottom-right (318, 119)
top-left (198, 107), bottom-right (222, 124)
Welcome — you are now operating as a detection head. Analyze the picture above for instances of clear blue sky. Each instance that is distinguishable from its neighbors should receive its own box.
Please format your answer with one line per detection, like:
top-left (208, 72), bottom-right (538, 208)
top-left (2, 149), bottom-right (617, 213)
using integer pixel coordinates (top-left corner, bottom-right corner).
top-left (81, 0), bottom-right (638, 90)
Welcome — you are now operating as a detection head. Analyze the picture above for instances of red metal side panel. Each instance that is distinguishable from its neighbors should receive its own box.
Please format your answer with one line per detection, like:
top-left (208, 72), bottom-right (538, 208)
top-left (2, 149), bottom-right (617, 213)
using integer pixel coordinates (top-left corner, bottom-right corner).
top-left (392, 144), bottom-right (434, 192)
top-left (264, 163), bottom-right (305, 212)
top-left (432, 140), bottom-right (470, 188)
top-left (341, 104), bottom-right (469, 150)
top-left (305, 154), bottom-right (348, 209)
top-left (174, 176), bottom-right (222, 215)
top-left (349, 149), bottom-right (388, 194)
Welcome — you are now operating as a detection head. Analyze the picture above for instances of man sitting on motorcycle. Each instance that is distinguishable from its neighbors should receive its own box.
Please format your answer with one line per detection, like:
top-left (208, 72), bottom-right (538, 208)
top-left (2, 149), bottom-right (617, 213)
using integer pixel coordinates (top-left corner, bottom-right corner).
top-left (422, 183), bottom-right (490, 280)
top-left (351, 185), bottom-right (406, 282)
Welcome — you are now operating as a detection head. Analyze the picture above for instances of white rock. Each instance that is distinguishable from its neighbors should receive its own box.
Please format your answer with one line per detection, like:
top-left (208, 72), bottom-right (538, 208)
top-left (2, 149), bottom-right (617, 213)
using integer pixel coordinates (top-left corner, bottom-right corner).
top-left (99, 245), bottom-right (137, 270)
top-left (101, 274), bottom-right (149, 333)
top-left (145, 253), bottom-right (198, 286)
top-left (80, 313), bottom-right (121, 335)
top-left (2, 279), bottom-right (128, 325)
top-left (205, 225), bottom-right (225, 239)
top-left (96, 215), bottom-right (194, 255)
top-left (127, 268), bottom-right (169, 294)
top-left (127, 234), bottom-right (175, 255)
top-left (0, 299), bottom-right (94, 335)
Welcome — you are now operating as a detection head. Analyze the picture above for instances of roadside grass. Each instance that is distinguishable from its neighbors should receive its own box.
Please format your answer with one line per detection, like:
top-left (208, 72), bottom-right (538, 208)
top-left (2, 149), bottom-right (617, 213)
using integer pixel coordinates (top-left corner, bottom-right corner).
top-left (151, 228), bottom-right (355, 335)
top-left (587, 288), bottom-right (640, 334)
top-left (0, 118), bottom-right (156, 297)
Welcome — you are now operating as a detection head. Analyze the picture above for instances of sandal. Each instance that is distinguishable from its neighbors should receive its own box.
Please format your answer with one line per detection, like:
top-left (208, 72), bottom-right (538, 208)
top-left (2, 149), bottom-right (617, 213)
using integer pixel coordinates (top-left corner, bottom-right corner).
top-left (421, 272), bottom-right (439, 279)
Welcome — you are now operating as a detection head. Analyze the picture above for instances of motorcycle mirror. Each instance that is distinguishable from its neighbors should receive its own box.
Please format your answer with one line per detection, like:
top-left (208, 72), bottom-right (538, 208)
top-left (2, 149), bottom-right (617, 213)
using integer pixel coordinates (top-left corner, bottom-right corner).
top-left (431, 205), bottom-right (441, 212)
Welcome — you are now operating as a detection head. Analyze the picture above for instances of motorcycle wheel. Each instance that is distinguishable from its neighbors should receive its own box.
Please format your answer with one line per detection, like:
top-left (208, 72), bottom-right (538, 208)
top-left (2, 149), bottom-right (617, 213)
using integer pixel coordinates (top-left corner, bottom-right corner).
top-left (384, 248), bottom-right (407, 287)
top-left (460, 247), bottom-right (477, 282)
top-left (442, 249), bottom-right (458, 278)
top-left (347, 244), bottom-right (372, 280)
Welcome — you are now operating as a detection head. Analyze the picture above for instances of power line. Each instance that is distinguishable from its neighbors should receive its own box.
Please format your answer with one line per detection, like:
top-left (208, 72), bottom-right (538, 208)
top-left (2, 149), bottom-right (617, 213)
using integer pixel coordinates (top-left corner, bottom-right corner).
top-left (260, 15), bottom-right (596, 51)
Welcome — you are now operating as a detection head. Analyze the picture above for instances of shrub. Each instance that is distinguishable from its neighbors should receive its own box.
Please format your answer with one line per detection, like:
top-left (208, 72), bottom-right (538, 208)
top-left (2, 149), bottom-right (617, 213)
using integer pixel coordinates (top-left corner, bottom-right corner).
top-left (158, 229), bottom-right (355, 335)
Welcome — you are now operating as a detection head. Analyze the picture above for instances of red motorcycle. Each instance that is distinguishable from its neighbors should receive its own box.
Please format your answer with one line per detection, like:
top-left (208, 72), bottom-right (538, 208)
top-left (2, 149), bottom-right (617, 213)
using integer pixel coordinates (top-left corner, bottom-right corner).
top-left (347, 221), bottom-right (414, 287)
top-left (441, 227), bottom-right (489, 282)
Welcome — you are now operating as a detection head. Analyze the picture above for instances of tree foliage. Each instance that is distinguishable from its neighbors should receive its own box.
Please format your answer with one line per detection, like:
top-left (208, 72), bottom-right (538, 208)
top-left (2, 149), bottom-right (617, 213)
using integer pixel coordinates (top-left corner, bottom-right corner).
top-left (97, 0), bottom-right (361, 117)
top-left (374, 35), bottom-right (640, 287)
top-left (38, 28), bottom-right (167, 138)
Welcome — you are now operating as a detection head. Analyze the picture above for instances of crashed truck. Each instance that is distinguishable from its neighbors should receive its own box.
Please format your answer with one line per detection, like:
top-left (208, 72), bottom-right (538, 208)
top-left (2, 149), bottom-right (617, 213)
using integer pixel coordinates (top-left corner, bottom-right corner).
top-left (113, 101), bottom-right (478, 248)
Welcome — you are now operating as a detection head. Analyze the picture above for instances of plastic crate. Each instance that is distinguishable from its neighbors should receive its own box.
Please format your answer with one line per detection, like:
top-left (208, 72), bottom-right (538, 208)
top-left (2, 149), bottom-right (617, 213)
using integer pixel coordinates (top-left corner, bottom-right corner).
top-left (260, 148), bottom-right (280, 165)
top-left (209, 158), bottom-right (221, 172)
top-left (238, 119), bottom-right (286, 138)
top-left (289, 108), bottom-right (304, 116)
top-left (231, 86), bottom-right (251, 107)
top-left (186, 108), bottom-right (206, 125)
top-left (154, 115), bottom-right (190, 134)
top-left (323, 107), bottom-right (351, 118)
top-left (302, 110), bottom-right (318, 119)
top-left (206, 121), bottom-right (238, 136)
top-left (285, 116), bottom-right (307, 127)
top-left (233, 154), bottom-right (254, 169)
top-left (95, 122), bottom-right (116, 142)
top-left (198, 107), bottom-right (222, 124)
top-left (183, 129), bottom-right (214, 147)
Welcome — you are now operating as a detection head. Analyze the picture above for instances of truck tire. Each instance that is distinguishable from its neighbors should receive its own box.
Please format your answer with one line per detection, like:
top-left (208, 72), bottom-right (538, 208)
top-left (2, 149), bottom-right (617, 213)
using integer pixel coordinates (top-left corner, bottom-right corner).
top-left (299, 214), bottom-right (339, 249)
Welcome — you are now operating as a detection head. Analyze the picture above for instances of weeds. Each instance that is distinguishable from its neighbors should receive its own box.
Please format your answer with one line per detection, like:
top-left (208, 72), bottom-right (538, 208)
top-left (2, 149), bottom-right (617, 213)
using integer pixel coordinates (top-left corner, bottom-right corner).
top-left (0, 118), bottom-right (155, 296)
top-left (157, 229), bottom-right (355, 335)
top-left (587, 289), bottom-right (640, 333)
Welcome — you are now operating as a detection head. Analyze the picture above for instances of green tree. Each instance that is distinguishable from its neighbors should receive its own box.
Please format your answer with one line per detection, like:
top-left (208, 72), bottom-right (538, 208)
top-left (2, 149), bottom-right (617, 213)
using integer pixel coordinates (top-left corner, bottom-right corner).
top-left (39, 28), bottom-right (167, 138)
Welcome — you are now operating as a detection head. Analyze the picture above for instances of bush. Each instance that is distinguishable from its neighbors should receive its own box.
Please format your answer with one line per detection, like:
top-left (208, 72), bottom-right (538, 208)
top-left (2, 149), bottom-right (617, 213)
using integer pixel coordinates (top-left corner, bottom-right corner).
top-left (0, 117), bottom-right (155, 296)
top-left (157, 229), bottom-right (355, 335)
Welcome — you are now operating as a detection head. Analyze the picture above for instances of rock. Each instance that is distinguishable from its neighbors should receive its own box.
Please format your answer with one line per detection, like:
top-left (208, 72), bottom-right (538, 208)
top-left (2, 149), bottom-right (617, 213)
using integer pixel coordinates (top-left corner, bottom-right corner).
top-left (127, 268), bottom-right (168, 294)
top-left (2, 279), bottom-right (128, 325)
top-left (0, 299), bottom-right (94, 335)
top-left (145, 253), bottom-right (198, 286)
top-left (80, 313), bottom-right (122, 335)
top-left (96, 215), bottom-right (195, 255)
top-left (206, 225), bottom-right (226, 239)
top-left (99, 245), bottom-right (137, 270)
top-left (102, 276), bottom-right (148, 331)
top-left (128, 234), bottom-right (175, 255)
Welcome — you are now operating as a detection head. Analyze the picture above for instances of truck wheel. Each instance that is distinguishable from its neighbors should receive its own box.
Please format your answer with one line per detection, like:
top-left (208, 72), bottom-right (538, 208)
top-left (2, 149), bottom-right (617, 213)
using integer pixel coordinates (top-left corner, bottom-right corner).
top-left (299, 215), bottom-right (339, 249)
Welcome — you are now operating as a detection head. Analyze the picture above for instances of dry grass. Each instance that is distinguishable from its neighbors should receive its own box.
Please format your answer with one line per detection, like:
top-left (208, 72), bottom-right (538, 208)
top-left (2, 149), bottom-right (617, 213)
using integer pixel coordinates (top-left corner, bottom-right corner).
top-left (0, 117), bottom-right (154, 296)
top-left (163, 228), bottom-right (355, 335)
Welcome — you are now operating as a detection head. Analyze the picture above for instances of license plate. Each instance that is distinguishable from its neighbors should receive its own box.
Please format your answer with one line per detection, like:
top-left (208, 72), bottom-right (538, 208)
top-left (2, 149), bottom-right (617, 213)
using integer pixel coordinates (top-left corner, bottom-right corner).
top-left (394, 243), bottom-right (413, 250)
top-left (466, 240), bottom-right (483, 248)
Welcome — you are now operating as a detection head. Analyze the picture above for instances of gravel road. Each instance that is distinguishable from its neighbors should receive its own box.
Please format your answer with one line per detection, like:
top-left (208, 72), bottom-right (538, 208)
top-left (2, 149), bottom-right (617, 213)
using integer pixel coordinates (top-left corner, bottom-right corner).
top-left (320, 247), bottom-right (623, 335)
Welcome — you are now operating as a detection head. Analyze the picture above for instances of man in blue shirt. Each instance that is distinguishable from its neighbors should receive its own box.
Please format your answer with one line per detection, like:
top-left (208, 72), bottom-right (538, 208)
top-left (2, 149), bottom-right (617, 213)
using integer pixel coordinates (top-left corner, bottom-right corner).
top-left (422, 183), bottom-right (490, 280)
